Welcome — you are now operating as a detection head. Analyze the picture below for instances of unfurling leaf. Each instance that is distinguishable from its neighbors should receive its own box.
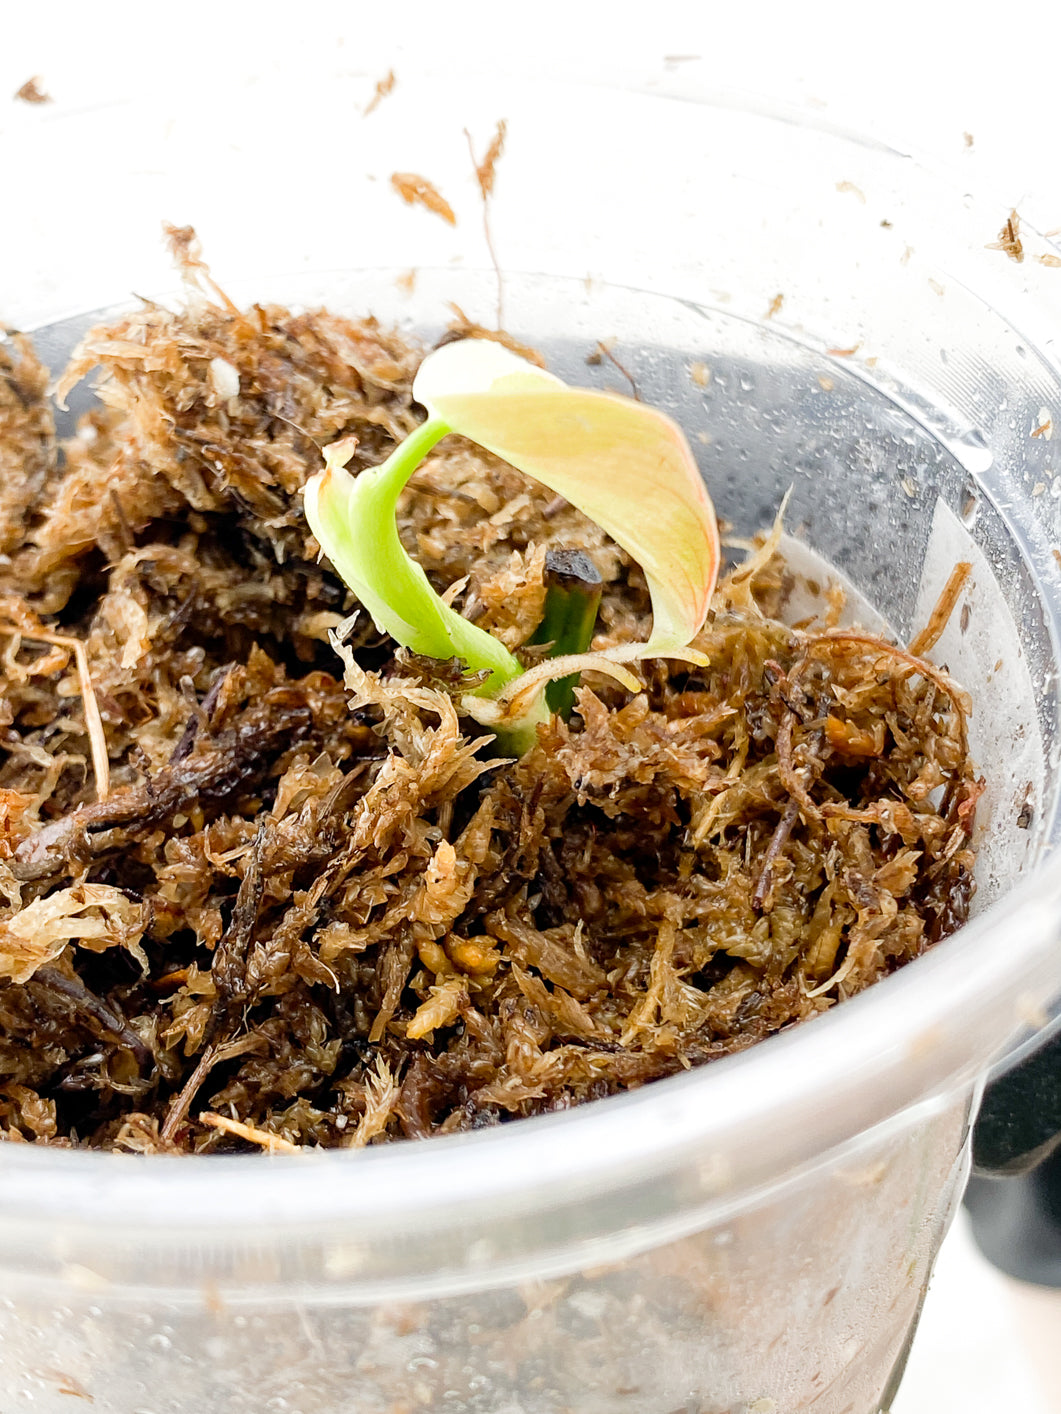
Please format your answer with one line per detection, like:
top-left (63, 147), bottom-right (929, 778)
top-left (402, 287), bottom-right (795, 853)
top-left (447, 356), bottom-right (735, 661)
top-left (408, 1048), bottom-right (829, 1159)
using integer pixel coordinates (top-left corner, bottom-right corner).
top-left (413, 339), bottom-right (720, 653)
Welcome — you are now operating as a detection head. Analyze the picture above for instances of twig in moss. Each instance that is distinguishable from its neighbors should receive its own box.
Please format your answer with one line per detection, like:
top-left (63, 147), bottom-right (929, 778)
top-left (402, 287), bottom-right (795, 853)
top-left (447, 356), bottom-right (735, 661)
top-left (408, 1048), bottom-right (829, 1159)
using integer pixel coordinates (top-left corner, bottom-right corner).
top-left (34, 966), bottom-right (151, 1068)
top-left (752, 799), bottom-right (800, 912)
top-left (775, 704), bottom-right (821, 821)
top-left (200, 1111), bottom-right (301, 1153)
top-left (211, 824), bottom-right (268, 1008)
top-left (161, 1043), bottom-right (218, 1143)
top-left (159, 1034), bottom-right (265, 1143)
top-left (907, 561), bottom-right (972, 658)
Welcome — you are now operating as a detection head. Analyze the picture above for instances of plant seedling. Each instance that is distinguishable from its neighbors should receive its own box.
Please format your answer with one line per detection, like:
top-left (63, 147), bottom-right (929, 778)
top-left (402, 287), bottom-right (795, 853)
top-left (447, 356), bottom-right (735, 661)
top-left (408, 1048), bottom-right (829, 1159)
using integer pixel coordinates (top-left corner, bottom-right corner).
top-left (304, 339), bottom-right (720, 752)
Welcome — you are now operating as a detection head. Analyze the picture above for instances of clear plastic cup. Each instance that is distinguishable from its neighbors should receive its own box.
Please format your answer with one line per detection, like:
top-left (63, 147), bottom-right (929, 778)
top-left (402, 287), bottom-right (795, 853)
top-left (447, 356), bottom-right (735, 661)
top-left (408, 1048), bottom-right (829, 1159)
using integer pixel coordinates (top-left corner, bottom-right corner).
top-left (3, 69), bottom-right (1061, 1414)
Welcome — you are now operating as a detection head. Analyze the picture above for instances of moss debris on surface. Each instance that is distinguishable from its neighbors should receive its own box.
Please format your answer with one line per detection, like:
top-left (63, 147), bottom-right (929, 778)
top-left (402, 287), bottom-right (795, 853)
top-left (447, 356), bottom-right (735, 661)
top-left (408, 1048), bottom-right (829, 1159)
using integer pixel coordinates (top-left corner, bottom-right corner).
top-left (0, 250), bottom-right (981, 1152)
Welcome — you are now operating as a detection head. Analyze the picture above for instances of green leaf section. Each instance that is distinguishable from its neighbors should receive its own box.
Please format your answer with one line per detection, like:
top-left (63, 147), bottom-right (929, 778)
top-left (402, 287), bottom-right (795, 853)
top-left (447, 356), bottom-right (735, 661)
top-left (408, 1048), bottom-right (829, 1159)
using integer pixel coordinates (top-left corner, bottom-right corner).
top-left (303, 415), bottom-right (523, 696)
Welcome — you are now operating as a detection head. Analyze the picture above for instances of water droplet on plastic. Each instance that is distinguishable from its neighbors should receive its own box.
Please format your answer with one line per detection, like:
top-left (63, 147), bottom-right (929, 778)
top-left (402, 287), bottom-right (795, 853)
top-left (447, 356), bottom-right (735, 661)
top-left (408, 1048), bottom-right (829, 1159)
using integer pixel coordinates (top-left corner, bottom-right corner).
top-left (948, 427), bottom-right (993, 476)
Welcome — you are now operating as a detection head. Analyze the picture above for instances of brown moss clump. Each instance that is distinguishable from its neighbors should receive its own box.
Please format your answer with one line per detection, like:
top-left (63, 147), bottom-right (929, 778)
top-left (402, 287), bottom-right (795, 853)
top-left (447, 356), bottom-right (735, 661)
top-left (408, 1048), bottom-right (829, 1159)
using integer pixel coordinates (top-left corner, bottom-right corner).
top-left (0, 271), bottom-right (980, 1153)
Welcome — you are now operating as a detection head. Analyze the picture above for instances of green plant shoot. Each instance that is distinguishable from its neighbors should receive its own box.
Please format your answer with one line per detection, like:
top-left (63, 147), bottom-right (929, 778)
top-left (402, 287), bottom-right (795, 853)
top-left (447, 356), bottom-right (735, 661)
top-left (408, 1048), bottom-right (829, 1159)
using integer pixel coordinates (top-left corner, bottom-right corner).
top-left (303, 338), bottom-right (720, 752)
top-left (530, 549), bottom-right (604, 717)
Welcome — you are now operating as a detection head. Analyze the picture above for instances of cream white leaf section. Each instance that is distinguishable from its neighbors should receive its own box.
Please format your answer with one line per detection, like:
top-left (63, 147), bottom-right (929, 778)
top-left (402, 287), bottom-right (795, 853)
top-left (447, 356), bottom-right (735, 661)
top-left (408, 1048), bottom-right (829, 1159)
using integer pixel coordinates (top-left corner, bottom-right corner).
top-left (414, 339), bottom-right (720, 650)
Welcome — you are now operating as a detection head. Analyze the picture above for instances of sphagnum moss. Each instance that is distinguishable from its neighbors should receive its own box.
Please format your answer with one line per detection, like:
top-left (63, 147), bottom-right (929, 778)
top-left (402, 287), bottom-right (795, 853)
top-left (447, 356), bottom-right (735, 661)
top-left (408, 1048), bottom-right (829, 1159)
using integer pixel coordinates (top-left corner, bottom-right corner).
top-left (0, 250), bottom-right (980, 1152)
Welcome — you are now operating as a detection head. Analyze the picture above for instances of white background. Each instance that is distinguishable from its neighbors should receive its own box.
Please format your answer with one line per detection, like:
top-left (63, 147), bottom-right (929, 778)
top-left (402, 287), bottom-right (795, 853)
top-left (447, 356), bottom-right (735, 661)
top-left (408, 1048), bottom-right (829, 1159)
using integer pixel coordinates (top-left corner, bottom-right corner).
top-left (2, 5), bottom-right (1060, 1410)
top-left (2, 1), bottom-right (1061, 218)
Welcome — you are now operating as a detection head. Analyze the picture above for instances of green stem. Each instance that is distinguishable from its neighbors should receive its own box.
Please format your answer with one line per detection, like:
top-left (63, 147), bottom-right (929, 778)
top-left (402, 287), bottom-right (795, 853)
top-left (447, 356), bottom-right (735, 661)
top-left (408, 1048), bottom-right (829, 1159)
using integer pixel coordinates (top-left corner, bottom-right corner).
top-left (305, 415), bottom-right (524, 694)
top-left (530, 549), bottom-right (603, 716)
top-left (306, 416), bottom-right (561, 755)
